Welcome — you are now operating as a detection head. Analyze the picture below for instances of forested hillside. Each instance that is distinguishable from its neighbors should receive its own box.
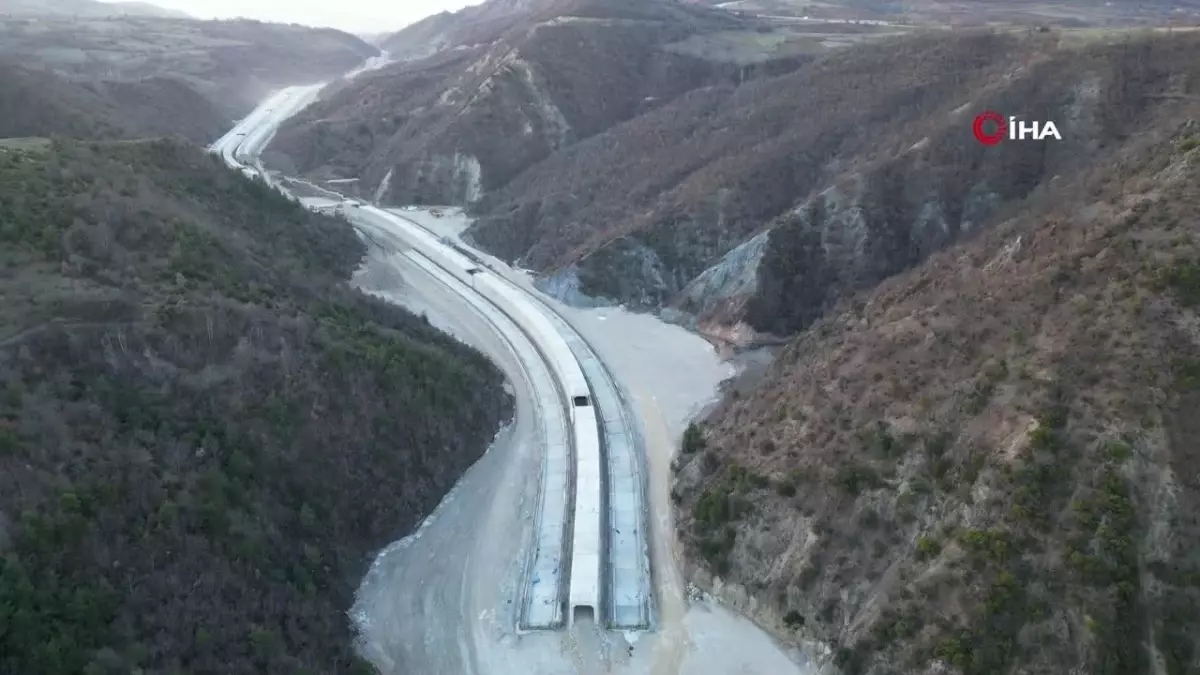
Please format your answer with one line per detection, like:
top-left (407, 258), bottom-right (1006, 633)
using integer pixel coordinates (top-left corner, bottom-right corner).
top-left (0, 139), bottom-right (512, 674)
top-left (0, 61), bottom-right (226, 143)
top-left (0, 0), bottom-right (190, 17)
top-left (0, 16), bottom-right (379, 118)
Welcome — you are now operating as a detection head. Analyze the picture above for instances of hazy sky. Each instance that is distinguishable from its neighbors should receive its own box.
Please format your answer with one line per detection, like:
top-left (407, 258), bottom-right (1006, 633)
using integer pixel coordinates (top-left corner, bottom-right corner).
top-left (109, 0), bottom-right (485, 35)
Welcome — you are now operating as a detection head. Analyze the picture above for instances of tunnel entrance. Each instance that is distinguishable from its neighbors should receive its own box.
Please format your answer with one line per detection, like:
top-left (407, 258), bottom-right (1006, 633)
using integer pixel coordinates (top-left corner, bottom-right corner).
top-left (571, 605), bottom-right (596, 626)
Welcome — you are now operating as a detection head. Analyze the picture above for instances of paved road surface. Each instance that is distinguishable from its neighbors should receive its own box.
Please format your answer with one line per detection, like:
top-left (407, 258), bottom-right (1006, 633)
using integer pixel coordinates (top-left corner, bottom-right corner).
top-left (349, 236), bottom-right (544, 675)
top-left (215, 77), bottom-right (820, 675)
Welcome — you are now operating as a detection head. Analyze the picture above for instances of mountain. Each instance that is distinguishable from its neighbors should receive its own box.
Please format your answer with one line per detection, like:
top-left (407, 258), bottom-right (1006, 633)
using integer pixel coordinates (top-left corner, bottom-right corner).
top-left (692, 0), bottom-right (1200, 26)
top-left (107, 1), bottom-right (190, 18)
top-left (0, 138), bottom-right (511, 673)
top-left (0, 15), bottom-right (380, 118)
top-left (671, 114), bottom-right (1200, 673)
top-left (445, 29), bottom-right (1200, 347)
top-left (0, 61), bottom-right (226, 143)
top-left (0, 0), bottom-right (190, 18)
top-left (271, 0), bottom-right (1200, 355)
top-left (267, 0), bottom-right (813, 205)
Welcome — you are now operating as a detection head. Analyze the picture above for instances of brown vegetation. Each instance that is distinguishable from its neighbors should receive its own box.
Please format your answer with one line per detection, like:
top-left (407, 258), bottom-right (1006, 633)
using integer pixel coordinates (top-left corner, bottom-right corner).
top-left (461, 30), bottom-right (1200, 341)
top-left (672, 110), bottom-right (1200, 674)
top-left (270, 0), bottom-right (784, 205)
top-left (0, 61), bottom-right (226, 144)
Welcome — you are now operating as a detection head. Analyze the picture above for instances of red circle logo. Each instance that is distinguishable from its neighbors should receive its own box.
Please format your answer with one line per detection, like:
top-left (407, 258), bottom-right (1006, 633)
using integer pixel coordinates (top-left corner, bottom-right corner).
top-left (973, 110), bottom-right (1006, 146)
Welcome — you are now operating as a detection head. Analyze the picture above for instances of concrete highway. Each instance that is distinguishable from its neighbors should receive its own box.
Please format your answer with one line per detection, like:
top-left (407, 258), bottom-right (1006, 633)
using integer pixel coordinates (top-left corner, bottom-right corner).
top-left (211, 68), bottom-right (635, 671)
top-left (216, 66), bottom-right (654, 634)
top-left (210, 63), bottom-right (814, 675)
top-left (347, 213), bottom-right (557, 674)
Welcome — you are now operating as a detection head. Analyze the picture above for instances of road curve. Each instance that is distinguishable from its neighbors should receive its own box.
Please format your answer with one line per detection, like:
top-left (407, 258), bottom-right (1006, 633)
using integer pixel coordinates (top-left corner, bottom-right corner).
top-left (208, 76), bottom-right (585, 671)
top-left (346, 216), bottom-right (558, 675)
top-left (409, 223), bottom-right (655, 631)
top-left (207, 67), bottom-right (671, 674)
top-left (351, 208), bottom-right (574, 633)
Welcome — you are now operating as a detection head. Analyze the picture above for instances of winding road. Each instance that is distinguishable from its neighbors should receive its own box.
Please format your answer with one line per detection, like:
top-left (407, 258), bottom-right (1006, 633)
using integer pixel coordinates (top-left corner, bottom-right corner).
top-left (208, 59), bottom-right (816, 675)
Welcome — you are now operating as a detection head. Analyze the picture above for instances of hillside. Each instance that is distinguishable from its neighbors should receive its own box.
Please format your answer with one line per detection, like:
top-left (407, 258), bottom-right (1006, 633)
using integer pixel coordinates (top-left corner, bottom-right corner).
top-left (268, 0), bottom-right (819, 206)
top-left (693, 0), bottom-right (1200, 26)
top-left (670, 104), bottom-right (1200, 673)
top-left (452, 29), bottom-right (1200, 345)
top-left (0, 139), bottom-right (512, 674)
top-left (0, 61), bottom-right (226, 143)
top-left (0, 0), bottom-right (190, 18)
top-left (0, 16), bottom-right (379, 118)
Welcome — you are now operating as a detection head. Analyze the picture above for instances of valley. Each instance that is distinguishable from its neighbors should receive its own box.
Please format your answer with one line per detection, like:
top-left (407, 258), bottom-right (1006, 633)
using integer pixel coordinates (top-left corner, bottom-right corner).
top-left (0, 12), bottom-right (379, 118)
top-left (1, 0), bottom-right (1199, 674)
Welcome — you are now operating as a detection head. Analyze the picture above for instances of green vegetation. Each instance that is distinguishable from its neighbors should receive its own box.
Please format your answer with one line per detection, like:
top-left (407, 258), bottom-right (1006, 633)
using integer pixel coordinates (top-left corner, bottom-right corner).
top-left (1066, 468), bottom-right (1149, 675)
top-left (964, 379), bottom-right (996, 415)
top-left (690, 462), bottom-right (771, 574)
top-left (1010, 405), bottom-right (1075, 529)
top-left (1104, 439), bottom-right (1134, 462)
top-left (1175, 358), bottom-right (1200, 391)
top-left (1164, 259), bottom-right (1200, 307)
top-left (834, 645), bottom-right (867, 675)
top-left (835, 463), bottom-right (883, 494)
top-left (959, 528), bottom-right (1014, 564)
top-left (916, 535), bottom-right (941, 560)
top-left (861, 420), bottom-right (905, 458)
top-left (0, 139), bottom-right (511, 674)
top-left (682, 422), bottom-right (706, 454)
top-left (872, 607), bottom-right (919, 649)
top-left (775, 477), bottom-right (798, 497)
top-left (783, 609), bottom-right (806, 628)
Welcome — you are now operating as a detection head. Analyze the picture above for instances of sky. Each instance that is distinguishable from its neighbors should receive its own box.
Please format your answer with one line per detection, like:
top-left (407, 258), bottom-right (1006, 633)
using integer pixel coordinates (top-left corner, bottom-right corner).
top-left (107, 0), bottom-right (486, 35)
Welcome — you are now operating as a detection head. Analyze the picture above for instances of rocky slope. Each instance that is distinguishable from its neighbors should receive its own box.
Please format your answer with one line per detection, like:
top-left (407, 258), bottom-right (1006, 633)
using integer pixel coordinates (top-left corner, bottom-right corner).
top-left (0, 138), bottom-right (512, 674)
top-left (459, 29), bottom-right (1200, 345)
top-left (0, 61), bottom-right (226, 144)
top-left (671, 105), bottom-right (1200, 674)
top-left (268, 0), bottom-right (810, 205)
top-left (0, 15), bottom-right (379, 118)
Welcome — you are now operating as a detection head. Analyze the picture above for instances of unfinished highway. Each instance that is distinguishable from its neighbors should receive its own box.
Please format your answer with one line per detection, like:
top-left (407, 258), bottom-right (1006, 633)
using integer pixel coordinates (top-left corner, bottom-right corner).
top-left (210, 73), bottom-right (654, 651)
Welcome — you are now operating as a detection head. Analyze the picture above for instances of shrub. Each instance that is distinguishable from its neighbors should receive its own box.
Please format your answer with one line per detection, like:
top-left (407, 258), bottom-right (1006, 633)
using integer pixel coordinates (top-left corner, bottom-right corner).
top-left (682, 422), bottom-right (706, 454)
top-left (917, 535), bottom-right (942, 560)
top-left (783, 610), bottom-right (805, 628)
top-left (835, 463), bottom-right (882, 494)
top-left (776, 479), bottom-right (797, 497)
